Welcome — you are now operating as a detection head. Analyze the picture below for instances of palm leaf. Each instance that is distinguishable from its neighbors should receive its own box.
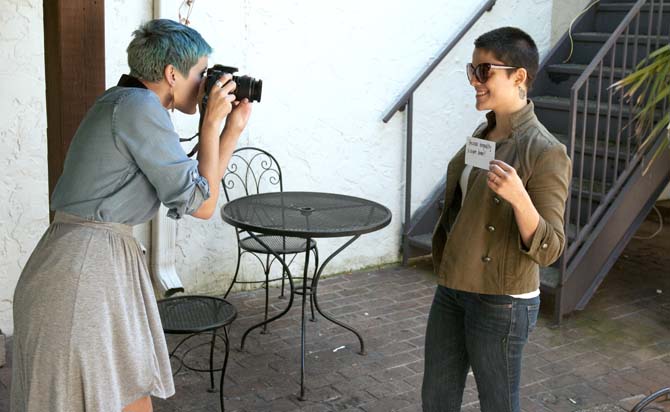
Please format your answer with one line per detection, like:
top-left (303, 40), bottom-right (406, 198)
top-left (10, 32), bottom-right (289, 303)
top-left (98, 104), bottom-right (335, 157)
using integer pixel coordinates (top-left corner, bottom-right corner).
top-left (613, 42), bottom-right (670, 173)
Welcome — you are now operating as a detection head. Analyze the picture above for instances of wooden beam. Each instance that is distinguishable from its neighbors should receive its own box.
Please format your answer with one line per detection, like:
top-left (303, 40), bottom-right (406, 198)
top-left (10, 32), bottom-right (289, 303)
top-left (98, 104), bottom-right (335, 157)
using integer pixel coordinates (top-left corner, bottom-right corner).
top-left (43, 0), bottom-right (105, 217)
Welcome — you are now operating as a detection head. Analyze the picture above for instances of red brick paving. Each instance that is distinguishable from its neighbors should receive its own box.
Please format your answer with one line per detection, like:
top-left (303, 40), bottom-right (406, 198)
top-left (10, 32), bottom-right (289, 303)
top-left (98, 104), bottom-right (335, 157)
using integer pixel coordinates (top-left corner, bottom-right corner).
top-left (1, 206), bottom-right (669, 411)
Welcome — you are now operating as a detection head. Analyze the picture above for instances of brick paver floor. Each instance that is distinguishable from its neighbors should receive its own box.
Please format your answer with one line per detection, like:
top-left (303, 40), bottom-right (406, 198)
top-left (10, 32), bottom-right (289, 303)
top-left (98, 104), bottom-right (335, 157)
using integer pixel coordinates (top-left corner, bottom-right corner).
top-left (1, 205), bottom-right (669, 411)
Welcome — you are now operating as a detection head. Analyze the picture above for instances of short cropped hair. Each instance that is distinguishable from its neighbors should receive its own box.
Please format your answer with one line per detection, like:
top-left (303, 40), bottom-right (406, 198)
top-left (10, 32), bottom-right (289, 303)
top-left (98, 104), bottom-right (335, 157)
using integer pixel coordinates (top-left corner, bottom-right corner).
top-left (127, 19), bottom-right (213, 82)
top-left (474, 27), bottom-right (539, 89)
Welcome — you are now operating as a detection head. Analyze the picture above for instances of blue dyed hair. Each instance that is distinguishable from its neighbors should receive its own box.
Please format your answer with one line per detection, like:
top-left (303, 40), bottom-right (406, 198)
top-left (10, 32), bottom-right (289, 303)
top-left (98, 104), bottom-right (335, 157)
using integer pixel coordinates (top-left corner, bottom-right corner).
top-left (127, 19), bottom-right (213, 82)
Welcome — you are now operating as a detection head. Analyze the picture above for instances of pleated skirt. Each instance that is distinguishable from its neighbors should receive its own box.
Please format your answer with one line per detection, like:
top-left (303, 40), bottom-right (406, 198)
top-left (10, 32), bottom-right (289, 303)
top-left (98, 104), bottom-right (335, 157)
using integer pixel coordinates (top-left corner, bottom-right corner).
top-left (11, 212), bottom-right (174, 412)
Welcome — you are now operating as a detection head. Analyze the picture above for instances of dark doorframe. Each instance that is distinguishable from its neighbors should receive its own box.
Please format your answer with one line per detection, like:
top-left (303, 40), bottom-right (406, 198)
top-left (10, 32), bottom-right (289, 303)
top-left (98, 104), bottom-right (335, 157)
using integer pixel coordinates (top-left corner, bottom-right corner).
top-left (43, 0), bottom-right (105, 219)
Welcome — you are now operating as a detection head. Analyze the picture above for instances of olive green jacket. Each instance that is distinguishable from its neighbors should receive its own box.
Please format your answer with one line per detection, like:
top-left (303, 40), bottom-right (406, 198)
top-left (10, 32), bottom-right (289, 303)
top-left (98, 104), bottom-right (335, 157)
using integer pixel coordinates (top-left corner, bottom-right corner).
top-left (432, 101), bottom-right (572, 295)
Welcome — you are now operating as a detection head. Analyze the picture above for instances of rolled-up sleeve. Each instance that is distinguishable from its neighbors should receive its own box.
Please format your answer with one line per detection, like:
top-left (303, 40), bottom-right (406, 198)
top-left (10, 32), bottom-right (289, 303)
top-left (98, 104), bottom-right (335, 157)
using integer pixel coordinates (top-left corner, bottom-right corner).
top-left (113, 91), bottom-right (210, 219)
top-left (519, 143), bottom-right (572, 266)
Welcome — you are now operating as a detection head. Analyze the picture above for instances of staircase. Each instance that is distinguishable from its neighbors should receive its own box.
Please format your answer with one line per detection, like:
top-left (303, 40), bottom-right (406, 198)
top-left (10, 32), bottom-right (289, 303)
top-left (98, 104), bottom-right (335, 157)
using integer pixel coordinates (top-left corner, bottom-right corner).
top-left (402, 0), bottom-right (670, 323)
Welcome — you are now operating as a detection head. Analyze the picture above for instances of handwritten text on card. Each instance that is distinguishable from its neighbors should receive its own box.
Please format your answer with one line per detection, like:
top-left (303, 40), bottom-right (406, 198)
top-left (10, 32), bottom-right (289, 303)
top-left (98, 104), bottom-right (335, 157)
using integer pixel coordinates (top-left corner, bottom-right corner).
top-left (465, 137), bottom-right (495, 170)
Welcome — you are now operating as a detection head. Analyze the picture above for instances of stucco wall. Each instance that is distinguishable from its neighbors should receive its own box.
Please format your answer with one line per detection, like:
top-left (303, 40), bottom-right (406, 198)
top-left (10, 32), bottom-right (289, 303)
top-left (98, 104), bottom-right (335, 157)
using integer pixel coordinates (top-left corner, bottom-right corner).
top-left (0, 0), bottom-right (603, 334)
top-left (551, 0), bottom-right (592, 44)
top-left (0, 0), bottom-right (48, 336)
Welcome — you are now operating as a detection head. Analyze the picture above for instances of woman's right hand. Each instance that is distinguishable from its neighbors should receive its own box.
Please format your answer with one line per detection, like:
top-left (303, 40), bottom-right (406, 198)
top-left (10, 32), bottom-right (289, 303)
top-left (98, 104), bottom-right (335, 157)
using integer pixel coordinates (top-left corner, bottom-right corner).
top-left (202, 74), bottom-right (237, 127)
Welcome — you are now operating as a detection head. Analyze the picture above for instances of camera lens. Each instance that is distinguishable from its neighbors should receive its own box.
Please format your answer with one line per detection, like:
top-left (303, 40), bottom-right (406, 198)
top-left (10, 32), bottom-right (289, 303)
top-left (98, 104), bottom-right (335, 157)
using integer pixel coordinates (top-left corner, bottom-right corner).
top-left (233, 75), bottom-right (263, 103)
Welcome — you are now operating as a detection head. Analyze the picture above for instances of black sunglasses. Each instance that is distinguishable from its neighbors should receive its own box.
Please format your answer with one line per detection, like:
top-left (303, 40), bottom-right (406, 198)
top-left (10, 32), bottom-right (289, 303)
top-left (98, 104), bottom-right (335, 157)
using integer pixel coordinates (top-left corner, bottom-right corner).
top-left (466, 62), bottom-right (520, 84)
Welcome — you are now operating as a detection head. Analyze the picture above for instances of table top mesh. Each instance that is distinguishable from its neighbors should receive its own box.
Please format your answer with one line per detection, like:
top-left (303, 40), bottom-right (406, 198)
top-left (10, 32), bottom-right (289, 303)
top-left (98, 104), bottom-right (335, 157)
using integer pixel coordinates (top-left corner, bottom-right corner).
top-left (222, 192), bottom-right (392, 238)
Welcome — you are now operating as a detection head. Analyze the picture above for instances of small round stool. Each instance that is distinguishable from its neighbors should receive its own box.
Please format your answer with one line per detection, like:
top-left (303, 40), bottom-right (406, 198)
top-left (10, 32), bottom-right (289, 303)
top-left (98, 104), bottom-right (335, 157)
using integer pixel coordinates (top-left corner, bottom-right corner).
top-left (157, 296), bottom-right (237, 411)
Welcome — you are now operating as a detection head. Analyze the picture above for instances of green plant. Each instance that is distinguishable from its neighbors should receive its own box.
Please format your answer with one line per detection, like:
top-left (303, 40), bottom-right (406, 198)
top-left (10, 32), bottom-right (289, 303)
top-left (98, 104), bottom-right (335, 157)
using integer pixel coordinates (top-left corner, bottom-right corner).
top-left (612, 43), bottom-right (670, 174)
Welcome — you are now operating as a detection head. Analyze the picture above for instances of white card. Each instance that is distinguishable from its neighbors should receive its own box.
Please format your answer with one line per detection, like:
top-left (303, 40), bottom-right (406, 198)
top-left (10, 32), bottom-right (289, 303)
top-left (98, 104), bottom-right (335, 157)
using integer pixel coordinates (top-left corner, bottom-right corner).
top-left (465, 137), bottom-right (495, 170)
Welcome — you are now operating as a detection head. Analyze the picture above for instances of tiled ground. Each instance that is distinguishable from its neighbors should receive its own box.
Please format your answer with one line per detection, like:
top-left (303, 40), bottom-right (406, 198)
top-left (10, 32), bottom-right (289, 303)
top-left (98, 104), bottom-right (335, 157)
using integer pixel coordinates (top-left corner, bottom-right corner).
top-left (1, 204), bottom-right (669, 412)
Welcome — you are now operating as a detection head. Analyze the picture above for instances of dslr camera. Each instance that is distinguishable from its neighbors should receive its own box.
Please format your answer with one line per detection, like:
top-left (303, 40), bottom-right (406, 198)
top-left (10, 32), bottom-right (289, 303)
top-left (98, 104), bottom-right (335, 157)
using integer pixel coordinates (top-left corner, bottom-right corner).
top-left (202, 65), bottom-right (262, 112)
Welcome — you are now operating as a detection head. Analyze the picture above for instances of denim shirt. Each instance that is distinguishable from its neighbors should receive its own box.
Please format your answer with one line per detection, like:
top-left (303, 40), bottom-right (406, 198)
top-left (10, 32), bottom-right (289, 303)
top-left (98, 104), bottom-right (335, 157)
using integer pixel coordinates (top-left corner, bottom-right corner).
top-left (50, 76), bottom-right (210, 224)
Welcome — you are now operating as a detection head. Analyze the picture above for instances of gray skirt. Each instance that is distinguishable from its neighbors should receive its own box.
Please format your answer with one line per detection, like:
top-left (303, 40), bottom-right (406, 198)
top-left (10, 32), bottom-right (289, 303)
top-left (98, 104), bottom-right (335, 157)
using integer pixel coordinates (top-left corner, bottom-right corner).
top-left (11, 212), bottom-right (174, 412)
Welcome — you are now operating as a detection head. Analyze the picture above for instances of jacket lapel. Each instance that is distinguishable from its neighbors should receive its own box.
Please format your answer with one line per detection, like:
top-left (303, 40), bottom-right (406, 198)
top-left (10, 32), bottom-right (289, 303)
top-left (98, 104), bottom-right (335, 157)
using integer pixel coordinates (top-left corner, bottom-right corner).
top-left (444, 145), bottom-right (466, 210)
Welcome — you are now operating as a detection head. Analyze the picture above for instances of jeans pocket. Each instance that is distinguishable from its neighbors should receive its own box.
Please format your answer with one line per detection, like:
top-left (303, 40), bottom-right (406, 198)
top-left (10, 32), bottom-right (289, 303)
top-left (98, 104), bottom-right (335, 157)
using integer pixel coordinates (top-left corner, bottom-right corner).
top-left (476, 293), bottom-right (513, 309)
top-left (527, 303), bottom-right (540, 333)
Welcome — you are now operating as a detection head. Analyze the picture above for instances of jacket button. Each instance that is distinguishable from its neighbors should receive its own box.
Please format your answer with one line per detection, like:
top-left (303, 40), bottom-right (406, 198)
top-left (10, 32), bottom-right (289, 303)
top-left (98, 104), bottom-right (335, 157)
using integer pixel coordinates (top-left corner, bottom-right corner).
top-left (541, 243), bottom-right (548, 250)
top-left (487, 225), bottom-right (496, 232)
top-left (493, 197), bottom-right (501, 205)
top-left (482, 256), bottom-right (492, 263)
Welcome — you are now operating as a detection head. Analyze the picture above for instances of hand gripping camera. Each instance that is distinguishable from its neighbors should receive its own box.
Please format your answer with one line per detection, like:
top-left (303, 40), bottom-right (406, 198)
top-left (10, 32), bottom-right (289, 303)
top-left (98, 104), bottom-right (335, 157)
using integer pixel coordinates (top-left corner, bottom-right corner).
top-left (202, 65), bottom-right (262, 113)
top-left (186, 65), bottom-right (262, 158)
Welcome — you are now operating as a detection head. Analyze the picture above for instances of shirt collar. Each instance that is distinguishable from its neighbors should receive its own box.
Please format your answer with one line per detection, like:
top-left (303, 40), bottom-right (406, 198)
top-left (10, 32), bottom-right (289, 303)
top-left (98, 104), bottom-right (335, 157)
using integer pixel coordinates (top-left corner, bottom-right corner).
top-left (117, 74), bottom-right (147, 89)
top-left (480, 100), bottom-right (537, 139)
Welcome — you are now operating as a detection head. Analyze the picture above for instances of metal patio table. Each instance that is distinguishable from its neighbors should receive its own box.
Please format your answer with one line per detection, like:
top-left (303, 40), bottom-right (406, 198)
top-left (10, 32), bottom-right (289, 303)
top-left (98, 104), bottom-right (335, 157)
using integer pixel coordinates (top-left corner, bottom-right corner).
top-left (221, 191), bottom-right (392, 400)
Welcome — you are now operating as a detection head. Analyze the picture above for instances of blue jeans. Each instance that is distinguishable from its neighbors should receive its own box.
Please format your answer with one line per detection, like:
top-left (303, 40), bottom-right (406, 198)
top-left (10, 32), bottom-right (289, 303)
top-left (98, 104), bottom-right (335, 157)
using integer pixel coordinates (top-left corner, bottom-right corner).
top-left (421, 285), bottom-right (540, 412)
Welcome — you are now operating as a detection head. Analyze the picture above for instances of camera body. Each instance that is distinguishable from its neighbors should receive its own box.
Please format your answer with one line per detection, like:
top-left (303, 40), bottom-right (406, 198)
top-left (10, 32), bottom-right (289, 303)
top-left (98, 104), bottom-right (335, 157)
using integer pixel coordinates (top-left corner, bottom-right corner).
top-left (202, 65), bottom-right (262, 112)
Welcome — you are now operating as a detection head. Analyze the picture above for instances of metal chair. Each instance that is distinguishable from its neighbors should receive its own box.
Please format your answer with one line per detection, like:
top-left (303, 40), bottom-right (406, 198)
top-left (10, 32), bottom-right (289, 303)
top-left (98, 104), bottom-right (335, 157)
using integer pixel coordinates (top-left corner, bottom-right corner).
top-left (157, 295), bottom-right (236, 412)
top-left (222, 147), bottom-right (318, 332)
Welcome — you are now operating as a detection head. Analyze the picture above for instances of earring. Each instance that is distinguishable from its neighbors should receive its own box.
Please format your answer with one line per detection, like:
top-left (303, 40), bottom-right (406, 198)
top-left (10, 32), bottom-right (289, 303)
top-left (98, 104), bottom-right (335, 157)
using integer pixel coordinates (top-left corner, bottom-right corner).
top-left (518, 86), bottom-right (527, 100)
top-left (170, 86), bottom-right (175, 112)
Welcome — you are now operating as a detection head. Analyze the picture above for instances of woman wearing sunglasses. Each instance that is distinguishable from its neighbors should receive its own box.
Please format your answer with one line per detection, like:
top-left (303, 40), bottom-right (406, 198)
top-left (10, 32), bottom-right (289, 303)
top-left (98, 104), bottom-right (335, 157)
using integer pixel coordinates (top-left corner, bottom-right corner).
top-left (422, 27), bottom-right (571, 411)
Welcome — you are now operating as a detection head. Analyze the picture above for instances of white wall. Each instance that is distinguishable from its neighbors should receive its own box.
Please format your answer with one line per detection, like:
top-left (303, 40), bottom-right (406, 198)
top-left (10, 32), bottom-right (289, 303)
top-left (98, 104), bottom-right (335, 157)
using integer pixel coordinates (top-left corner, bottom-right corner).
top-left (551, 0), bottom-right (592, 44)
top-left (0, 0), bottom-right (592, 334)
top-left (0, 0), bottom-right (48, 336)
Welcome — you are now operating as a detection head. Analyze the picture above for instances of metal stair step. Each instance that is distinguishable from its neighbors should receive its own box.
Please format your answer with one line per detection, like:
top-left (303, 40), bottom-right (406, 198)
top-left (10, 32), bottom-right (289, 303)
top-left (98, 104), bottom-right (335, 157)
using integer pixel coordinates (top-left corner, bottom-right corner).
top-left (540, 266), bottom-right (561, 292)
top-left (565, 32), bottom-right (669, 65)
top-left (546, 63), bottom-right (631, 77)
top-left (572, 178), bottom-right (612, 200)
top-left (408, 233), bottom-right (432, 252)
top-left (598, 3), bottom-right (670, 12)
top-left (534, 95), bottom-right (662, 120)
top-left (534, 95), bottom-right (662, 144)
top-left (534, 95), bottom-right (634, 115)
top-left (542, 63), bottom-right (633, 100)
top-left (554, 133), bottom-right (635, 161)
top-left (572, 31), bottom-right (670, 44)
top-left (553, 133), bottom-right (637, 181)
top-left (595, 3), bottom-right (670, 35)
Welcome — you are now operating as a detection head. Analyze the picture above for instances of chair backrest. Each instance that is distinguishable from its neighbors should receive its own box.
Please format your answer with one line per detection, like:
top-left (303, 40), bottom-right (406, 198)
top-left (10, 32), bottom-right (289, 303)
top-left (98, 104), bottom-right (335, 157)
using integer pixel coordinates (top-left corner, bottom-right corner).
top-left (222, 147), bottom-right (283, 202)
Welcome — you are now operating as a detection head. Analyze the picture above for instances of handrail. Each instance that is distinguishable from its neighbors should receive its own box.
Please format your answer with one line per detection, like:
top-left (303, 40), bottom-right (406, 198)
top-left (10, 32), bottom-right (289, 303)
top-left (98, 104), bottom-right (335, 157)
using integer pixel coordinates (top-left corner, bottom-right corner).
top-left (389, 0), bottom-right (497, 265)
top-left (564, 0), bottom-right (667, 265)
top-left (382, 0), bottom-right (496, 123)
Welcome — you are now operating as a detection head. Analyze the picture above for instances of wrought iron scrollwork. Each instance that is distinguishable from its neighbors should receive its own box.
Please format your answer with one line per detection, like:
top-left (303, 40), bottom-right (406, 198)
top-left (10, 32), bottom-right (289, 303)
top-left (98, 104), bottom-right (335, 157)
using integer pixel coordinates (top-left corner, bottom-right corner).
top-left (222, 147), bottom-right (282, 200)
top-left (631, 388), bottom-right (670, 412)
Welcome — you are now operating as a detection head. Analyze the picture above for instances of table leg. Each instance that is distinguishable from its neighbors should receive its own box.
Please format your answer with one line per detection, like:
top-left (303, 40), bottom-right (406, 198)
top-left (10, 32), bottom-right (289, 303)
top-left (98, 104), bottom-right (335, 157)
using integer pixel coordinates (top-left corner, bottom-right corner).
top-left (312, 235), bottom-right (366, 355)
top-left (208, 331), bottom-right (216, 392)
top-left (239, 232), bottom-right (296, 351)
top-left (298, 237), bottom-right (311, 401)
top-left (309, 247), bottom-right (319, 322)
top-left (220, 326), bottom-right (231, 412)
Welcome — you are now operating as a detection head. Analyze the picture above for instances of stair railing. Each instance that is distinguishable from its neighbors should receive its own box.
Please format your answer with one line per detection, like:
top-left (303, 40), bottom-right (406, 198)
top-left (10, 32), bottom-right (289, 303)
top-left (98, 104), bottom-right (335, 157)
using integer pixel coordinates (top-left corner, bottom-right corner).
top-left (563, 0), bottom-right (667, 275)
top-left (382, 0), bottom-right (497, 264)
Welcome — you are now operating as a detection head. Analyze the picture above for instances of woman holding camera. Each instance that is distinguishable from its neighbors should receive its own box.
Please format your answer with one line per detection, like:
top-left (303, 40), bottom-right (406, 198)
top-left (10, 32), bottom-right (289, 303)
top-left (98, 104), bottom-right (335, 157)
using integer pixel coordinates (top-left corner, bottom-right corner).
top-left (11, 19), bottom-right (249, 412)
top-left (421, 27), bottom-right (571, 412)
